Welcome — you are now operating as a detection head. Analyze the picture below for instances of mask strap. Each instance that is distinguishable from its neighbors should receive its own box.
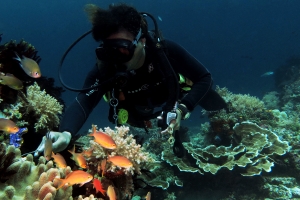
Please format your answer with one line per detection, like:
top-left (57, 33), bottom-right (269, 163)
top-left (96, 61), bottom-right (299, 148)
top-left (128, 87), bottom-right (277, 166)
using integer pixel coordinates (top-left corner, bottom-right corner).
top-left (132, 28), bottom-right (142, 46)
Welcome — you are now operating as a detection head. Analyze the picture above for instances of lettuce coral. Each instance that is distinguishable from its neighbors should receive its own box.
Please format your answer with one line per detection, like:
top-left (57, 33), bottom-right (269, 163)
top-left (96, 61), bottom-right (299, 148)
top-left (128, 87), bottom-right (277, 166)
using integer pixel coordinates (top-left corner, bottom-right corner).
top-left (162, 121), bottom-right (290, 176)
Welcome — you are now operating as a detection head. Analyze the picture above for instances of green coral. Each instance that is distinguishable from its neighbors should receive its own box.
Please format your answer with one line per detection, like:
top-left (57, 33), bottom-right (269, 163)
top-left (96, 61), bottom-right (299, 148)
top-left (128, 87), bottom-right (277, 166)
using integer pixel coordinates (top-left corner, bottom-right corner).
top-left (162, 121), bottom-right (290, 176)
top-left (262, 91), bottom-right (280, 109)
top-left (21, 82), bottom-right (63, 131)
top-left (261, 177), bottom-right (300, 199)
top-left (202, 86), bottom-right (272, 138)
top-left (215, 86), bottom-right (265, 115)
top-left (137, 161), bottom-right (183, 190)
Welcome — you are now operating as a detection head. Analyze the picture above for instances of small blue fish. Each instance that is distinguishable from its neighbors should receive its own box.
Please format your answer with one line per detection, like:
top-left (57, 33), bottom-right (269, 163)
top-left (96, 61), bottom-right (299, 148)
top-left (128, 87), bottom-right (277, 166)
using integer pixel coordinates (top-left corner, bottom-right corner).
top-left (261, 71), bottom-right (274, 77)
top-left (158, 16), bottom-right (162, 21)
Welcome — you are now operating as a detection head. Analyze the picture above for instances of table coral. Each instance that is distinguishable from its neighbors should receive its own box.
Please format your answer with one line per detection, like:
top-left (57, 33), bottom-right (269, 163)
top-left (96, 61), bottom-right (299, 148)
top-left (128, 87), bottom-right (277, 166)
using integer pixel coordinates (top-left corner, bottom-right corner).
top-left (162, 121), bottom-right (290, 176)
top-left (204, 86), bottom-right (271, 140)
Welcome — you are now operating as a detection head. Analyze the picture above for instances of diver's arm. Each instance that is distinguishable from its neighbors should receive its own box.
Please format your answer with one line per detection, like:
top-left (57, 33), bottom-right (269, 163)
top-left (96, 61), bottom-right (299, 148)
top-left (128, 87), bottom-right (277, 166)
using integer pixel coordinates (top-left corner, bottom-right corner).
top-left (59, 64), bottom-right (106, 136)
top-left (165, 39), bottom-right (213, 111)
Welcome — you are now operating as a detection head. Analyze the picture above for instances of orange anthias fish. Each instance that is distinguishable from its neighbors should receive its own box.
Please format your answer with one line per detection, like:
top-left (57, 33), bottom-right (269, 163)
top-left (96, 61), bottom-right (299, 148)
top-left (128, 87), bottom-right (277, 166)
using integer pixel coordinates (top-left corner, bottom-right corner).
top-left (13, 52), bottom-right (41, 78)
top-left (0, 118), bottom-right (19, 134)
top-left (107, 185), bottom-right (116, 200)
top-left (44, 133), bottom-right (52, 161)
top-left (107, 155), bottom-right (133, 169)
top-left (146, 191), bottom-right (151, 200)
top-left (68, 145), bottom-right (87, 169)
top-left (101, 159), bottom-right (107, 177)
top-left (0, 72), bottom-right (23, 90)
top-left (55, 170), bottom-right (93, 190)
top-left (82, 147), bottom-right (94, 157)
top-left (89, 125), bottom-right (117, 149)
top-left (93, 178), bottom-right (106, 196)
top-left (52, 152), bottom-right (67, 168)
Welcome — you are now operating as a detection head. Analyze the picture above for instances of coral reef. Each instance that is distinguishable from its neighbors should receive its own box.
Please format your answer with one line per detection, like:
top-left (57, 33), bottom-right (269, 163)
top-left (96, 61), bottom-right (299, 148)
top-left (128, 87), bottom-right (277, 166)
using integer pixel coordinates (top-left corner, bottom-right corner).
top-left (34, 76), bottom-right (65, 112)
top-left (84, 125), bottom-right (155, 175)
top-left (203, 86), bottom-right (272, 140)
top-left (0, 143), bottom-right (20, 183)
top-left (0, 143), bottom-right (72, 200)
top-left (274, 56), bottom-right (300, 91)
top-left (0, 38), bottom-right (65, 153)
top-left (262, 91), bottom-right (280, 109)
top-left (261, 177), bottom-right (300, 199)
top-left (137, 161), bottom-right (183, 189)
top-left (76, 125), bottom-right (156, 199)
top-left (0, 40), bottom-right (41, 104)
top-left (161, 121), bottom-right (289, 176)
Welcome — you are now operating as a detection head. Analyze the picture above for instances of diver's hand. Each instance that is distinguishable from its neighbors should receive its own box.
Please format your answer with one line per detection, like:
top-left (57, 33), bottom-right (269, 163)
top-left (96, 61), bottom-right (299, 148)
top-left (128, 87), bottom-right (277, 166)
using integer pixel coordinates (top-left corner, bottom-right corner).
top-left (161, 110), bottom-right (182, 134)
top-left (34, 131), bottom-right (71, 157)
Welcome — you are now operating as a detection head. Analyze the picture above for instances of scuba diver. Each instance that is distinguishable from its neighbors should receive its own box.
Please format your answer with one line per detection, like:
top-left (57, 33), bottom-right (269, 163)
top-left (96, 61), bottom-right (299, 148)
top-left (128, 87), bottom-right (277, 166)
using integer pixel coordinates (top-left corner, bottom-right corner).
top-left (35, 3), bottom-right (227, 158)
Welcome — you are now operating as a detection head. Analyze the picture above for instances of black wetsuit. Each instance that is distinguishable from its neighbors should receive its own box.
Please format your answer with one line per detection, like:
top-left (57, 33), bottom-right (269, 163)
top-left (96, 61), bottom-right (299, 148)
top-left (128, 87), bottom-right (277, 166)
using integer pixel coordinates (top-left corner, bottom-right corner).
top-left (59, 39), bottom-right (226, 136)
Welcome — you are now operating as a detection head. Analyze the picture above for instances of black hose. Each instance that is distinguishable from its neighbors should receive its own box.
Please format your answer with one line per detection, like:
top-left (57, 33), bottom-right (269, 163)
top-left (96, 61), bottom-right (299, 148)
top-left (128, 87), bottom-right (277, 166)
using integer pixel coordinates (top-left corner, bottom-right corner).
top-left (58, 30), bottom-right (112, 92)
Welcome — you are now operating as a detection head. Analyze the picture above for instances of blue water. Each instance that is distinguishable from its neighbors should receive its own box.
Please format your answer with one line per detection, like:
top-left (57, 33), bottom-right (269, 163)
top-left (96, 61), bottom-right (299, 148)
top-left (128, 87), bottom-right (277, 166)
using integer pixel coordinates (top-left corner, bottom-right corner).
top-left (1, 0), bottom-right (300, 134)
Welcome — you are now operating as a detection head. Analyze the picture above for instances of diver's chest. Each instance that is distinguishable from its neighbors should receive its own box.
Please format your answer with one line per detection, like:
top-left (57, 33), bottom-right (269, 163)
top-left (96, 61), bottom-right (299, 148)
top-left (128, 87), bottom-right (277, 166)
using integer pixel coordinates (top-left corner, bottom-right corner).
top-left (124, 65), bottom-right (165, 94)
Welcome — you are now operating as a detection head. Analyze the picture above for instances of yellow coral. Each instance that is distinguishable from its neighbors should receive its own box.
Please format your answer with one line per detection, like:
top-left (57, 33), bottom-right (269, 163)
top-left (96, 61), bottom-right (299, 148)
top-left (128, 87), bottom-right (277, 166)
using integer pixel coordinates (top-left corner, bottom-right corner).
top-left (25, 82), bottom-right (63, 131)
top-left (0, 144), bottom-right (72, 200)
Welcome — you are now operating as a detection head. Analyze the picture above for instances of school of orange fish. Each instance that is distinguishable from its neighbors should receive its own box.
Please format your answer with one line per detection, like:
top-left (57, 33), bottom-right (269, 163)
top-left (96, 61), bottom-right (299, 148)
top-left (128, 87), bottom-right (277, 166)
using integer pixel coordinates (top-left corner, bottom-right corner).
top-left (0, 115), bottom-right (150, 199)
top-left (47, 124), bottom-right (149, 199)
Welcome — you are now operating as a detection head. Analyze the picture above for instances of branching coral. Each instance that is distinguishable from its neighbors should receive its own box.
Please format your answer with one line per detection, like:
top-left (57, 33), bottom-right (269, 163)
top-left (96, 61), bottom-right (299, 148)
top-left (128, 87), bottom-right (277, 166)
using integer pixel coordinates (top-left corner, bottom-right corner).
top-left (77, 125), bottom-right (157, 199)
top-left (22, 82), bottom-right (63, 131)
top-left (215, 86), bottom-right (265, 114)
top-left (87, 125), bottom-right (155, 175)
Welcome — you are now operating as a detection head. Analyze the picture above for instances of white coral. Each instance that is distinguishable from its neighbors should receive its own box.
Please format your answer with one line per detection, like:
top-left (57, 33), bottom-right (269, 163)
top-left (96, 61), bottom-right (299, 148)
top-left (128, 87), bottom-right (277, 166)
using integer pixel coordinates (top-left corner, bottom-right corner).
top-left (89, 125), bottom-right (155, 175)
top-left (25, 82), bottom-right (63, 131)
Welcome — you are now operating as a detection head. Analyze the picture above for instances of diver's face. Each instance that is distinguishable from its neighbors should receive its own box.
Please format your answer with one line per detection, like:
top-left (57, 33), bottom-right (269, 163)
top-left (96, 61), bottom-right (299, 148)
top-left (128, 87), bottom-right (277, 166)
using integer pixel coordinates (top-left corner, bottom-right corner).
top-left (125, 38), bottom-right (146, 70)
top-left (107, 29), bottom-right (146, 70)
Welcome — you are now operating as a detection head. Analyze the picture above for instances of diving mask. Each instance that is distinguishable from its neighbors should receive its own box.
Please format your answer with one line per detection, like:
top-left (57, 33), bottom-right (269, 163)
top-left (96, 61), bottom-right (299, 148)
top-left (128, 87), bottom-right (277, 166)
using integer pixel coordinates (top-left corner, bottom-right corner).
top-left (95, 28), bottom-right (142, 64)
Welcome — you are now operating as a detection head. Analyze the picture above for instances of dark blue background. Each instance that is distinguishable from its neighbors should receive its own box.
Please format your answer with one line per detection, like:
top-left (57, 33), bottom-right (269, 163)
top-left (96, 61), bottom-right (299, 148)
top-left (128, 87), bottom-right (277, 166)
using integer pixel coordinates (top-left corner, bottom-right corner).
top-left (2, 0), bottom-right (300, 133)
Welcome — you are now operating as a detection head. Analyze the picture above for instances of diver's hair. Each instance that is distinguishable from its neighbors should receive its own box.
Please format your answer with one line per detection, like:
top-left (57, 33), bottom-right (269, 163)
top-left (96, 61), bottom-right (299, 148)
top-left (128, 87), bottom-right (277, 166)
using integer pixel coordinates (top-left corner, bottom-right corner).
top-left (84, 3), bottom-right (148, 41)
